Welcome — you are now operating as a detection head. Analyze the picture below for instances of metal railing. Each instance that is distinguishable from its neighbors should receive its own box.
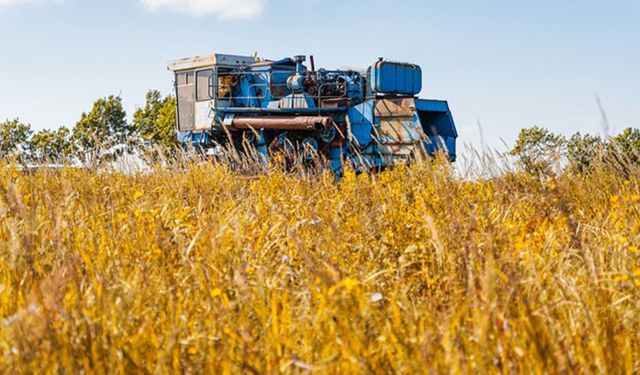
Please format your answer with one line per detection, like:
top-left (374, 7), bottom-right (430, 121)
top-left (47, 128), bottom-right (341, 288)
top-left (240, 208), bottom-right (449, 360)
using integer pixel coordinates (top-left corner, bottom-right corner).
top-left (207, 70), bottom-right (356, 105)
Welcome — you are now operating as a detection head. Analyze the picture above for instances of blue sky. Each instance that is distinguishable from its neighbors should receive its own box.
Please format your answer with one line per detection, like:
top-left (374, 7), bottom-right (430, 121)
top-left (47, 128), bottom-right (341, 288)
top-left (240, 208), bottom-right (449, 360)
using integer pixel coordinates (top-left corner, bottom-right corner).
top-left (1, 0), bottom-right (638, 150)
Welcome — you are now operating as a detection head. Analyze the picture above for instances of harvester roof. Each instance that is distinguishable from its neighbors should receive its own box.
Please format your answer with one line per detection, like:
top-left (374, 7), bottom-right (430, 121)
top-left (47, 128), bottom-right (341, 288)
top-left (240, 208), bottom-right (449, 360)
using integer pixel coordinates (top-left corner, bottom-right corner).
top-left (167, 53), bottom-right (255, 72)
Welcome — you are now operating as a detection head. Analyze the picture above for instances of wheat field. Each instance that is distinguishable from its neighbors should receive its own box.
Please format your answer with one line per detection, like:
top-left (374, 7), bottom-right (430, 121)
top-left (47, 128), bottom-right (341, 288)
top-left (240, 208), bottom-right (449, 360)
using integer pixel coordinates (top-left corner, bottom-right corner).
top-left (0, 159), bottom-right (639, 373)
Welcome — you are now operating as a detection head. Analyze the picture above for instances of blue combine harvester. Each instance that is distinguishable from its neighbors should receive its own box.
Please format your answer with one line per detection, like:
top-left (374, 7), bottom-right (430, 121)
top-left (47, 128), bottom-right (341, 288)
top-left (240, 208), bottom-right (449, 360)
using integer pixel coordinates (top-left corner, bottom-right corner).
top-left (167, 53), bottom-right (457, 173)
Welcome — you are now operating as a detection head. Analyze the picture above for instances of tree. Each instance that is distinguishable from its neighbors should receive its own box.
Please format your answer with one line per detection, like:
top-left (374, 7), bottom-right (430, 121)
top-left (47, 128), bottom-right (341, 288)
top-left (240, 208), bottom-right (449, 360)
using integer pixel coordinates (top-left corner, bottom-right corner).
top-left (0, 118), bottom-right (32, 160)
top-left (610, 127), bottom-right (640, 162)
top-left (133, 90), bottom-right (178, 152)
top-left (510, 126), bottom-right (566, 175)
top-left (606, 127), bottom-right (640, 175)
top-left (566, 132), bottom-right (603, 174)
top-left (27, 127), bottom-right (75, 162)
top-left (72, 95), bottom-right (133, 167)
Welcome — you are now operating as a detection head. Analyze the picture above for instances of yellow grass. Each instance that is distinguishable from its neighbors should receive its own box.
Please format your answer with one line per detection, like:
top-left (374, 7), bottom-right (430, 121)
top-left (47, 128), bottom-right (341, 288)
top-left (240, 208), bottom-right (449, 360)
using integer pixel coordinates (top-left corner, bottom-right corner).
top-left (0, 160), bottom-right (639, 373)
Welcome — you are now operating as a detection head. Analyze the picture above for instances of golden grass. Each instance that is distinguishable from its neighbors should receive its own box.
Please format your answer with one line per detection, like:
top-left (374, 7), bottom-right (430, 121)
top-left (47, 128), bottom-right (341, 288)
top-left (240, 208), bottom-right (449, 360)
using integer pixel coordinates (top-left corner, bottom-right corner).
top-left (0, 160), bottom-right (639, 373)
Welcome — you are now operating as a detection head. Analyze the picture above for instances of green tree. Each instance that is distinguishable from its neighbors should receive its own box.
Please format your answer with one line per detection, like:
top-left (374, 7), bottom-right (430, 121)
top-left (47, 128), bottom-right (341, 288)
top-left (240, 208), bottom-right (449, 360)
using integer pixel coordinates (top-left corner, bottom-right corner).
top-left (72, 95), bottom-right (133, 166)
top-left (606, 127), bottom-right (640, 175)
top-left (27, 127), bottom-right (75, 162)
top-left (133, 90), bottom-right (178, 151)
top-left (510, 126), bottom-right (566, 175)
top-left (566, 132), bottom-right (603, 174)
top-left (610, 127), bottom-right (640, 161)
top-left (0, 118), bottom-right (32, 160)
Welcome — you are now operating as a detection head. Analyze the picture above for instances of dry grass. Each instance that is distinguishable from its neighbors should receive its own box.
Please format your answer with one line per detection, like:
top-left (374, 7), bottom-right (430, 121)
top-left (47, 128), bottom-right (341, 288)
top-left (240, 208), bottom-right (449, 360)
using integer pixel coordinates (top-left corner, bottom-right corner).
top-left (0, 158), bottom-right (639, 373)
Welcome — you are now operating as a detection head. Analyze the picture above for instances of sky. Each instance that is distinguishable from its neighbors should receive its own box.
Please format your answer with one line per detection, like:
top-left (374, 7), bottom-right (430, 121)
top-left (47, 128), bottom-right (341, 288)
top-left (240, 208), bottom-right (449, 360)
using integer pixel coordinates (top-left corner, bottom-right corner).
top-left (0, 0), bottom-right (638, 151)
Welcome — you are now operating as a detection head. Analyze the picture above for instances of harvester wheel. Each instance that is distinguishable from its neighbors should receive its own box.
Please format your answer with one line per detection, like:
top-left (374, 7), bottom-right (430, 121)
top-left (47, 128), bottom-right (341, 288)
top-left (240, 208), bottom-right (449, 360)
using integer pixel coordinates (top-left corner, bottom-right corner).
top-left (319, 127), bottom-right (337, 143)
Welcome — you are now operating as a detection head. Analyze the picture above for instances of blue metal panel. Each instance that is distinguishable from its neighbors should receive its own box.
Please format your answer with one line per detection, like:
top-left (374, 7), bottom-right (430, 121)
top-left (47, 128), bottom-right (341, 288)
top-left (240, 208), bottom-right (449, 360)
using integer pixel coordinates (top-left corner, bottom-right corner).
top-left (347, 100), bottom-right (375, 147)
top-left (414, 99), bottom-right (457, 161)
top-left (415, 99), bottom-right (450, 113)
top-left (178, 131), bottom-right (212, 148)
top-left (445, 137), bottom-right (456, 161)
top-left (237, 74), bottom-right (260, 108)
top-left (371, 61), bottom-right (422, 96)
top-left (423, 136), bottom-right (456, 161)
top-left (219, 107), bottom-right (345, 114)
top-left (329, 146), bottom-right (345, 176)
top-left (416, 99), bottom-right (458, 138)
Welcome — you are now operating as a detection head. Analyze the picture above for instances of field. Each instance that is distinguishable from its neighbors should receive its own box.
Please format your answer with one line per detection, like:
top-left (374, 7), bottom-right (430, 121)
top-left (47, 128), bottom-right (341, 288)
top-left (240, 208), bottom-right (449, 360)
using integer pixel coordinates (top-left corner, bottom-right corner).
top-left (0, 159), bottom-right (639, 373)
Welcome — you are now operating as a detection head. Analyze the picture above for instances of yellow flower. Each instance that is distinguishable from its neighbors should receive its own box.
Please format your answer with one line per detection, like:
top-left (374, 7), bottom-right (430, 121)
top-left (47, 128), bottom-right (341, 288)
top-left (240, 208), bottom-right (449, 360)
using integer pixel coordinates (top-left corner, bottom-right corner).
top-left (615, 274), bottom-right (629, 282)
top-left (341, 278), bottom-right (359, 292)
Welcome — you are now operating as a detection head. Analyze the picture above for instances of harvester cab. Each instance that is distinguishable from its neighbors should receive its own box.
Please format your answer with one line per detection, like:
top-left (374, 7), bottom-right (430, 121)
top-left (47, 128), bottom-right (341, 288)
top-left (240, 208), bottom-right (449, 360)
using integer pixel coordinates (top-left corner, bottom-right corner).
top-left (167, 53), bottom-right (457, 173)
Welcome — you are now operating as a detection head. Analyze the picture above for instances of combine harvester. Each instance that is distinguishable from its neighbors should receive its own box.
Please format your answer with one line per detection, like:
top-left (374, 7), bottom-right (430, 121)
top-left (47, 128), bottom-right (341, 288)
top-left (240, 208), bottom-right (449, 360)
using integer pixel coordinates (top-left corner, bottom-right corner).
top-left (168, 53), bottom-right (457, 174)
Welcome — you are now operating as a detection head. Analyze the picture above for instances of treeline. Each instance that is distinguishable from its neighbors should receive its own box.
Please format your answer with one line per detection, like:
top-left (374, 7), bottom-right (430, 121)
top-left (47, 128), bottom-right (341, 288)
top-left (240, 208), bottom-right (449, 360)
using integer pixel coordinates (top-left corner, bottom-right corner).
top-left (510, 126), bottom-right (640, 176)
top-left (2, 93), bottom-right (639, 175)
top-left (0, 90), bottom-right (177, 166)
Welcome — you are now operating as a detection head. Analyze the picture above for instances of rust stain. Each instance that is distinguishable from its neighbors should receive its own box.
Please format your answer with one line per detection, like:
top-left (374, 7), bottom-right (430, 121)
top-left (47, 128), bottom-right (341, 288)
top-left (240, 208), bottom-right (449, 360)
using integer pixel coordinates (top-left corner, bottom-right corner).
top-left (374, 98), bottom-right (415, 118)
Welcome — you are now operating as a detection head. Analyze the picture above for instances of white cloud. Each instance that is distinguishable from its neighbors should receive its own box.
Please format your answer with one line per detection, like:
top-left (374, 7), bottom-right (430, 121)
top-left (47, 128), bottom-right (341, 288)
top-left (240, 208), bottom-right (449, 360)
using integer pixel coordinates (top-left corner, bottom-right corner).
top-left (0, 0), bottom-right (267, 19)
top-left (0, 0), bottom-right (27, 6)
top-left (0, 0), bottom-right (59, 8)
top-left (138, 0), bottom-right (268, 19)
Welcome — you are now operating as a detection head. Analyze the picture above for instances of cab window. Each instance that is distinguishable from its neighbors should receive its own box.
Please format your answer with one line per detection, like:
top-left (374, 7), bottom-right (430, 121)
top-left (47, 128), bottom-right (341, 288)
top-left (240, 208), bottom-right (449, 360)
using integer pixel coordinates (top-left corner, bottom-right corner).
top-left (217, 68), bottom-right (234, 99)
top-left (176, 71), bottom-right (195, 131)
top-left (196, 69), bottom-right (213, 101)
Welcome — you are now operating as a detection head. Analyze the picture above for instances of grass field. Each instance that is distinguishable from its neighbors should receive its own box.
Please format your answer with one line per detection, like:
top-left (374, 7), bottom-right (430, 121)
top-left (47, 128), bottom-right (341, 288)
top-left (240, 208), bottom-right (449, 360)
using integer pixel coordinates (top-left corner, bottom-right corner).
top-left (0, 159), bottom-right (639, 373)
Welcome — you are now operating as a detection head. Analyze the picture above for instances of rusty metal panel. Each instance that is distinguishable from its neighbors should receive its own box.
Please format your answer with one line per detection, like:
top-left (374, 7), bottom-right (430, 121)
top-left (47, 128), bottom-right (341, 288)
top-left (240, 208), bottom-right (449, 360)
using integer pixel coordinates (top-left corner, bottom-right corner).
top-left (374, 98), bottom-right (416, 117)
top-left (374, 119), bottom-right (422, 144)
top-left (230, 116), bottom-right (333, 130)
top-left (373, 98), bottom-right (420, 146)
top-left (382, 145), bottom-right (414, 155)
